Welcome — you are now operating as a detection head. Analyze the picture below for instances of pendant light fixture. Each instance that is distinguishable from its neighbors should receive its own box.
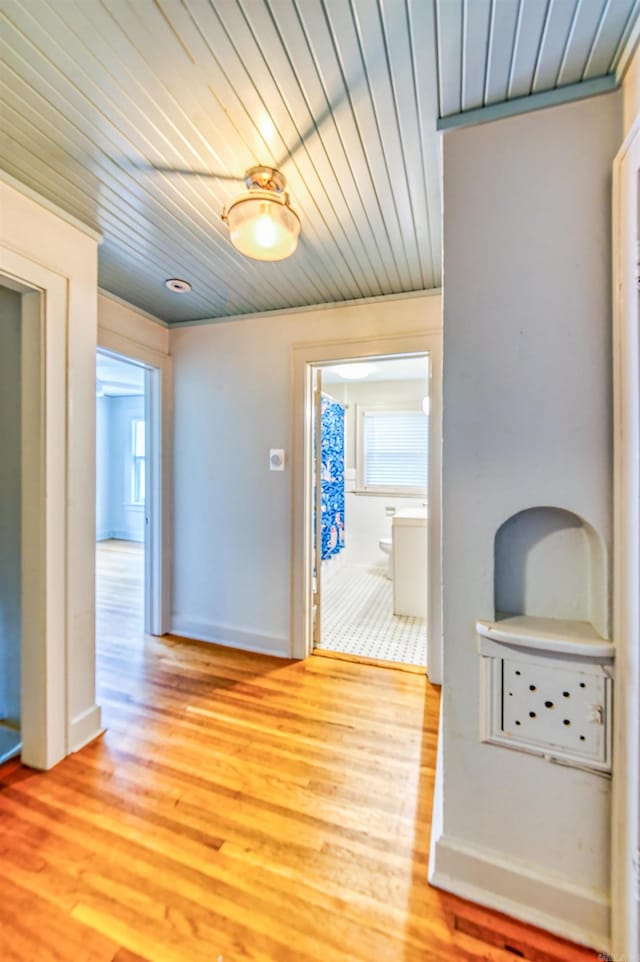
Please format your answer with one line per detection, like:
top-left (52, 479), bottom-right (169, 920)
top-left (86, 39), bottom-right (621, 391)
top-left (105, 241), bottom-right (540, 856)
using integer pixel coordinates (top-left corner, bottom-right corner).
top-left (221, 166), bottom-right (300, 261)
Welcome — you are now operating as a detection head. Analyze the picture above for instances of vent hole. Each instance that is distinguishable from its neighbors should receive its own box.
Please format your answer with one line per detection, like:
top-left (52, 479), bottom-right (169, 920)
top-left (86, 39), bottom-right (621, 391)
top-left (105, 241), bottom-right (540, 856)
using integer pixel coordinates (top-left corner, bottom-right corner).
top-left (563, 691), bottom-right (570, 698)
top-left (563, 719), bottom-right (571, 726)
top-left (580, 735), bottom-right (586, 741)
top-left (529, 684), bottom-right (536, 691)
top-left (579, 682), bottom-right (586, 688)
top-left (515, 670), bottom-right (521, 676)
top-left (529, 711), bottom-right (536, 718)
top-left (544, 701), bottom-right (554, 708)
top-left (515, 720), bottom-right (521, 726)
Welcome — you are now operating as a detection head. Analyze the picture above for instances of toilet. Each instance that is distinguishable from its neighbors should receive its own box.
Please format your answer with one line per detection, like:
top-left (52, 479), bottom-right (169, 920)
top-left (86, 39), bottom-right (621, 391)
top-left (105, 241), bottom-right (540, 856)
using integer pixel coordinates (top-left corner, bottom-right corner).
top-left (379, 537), bottom-right (392, 579)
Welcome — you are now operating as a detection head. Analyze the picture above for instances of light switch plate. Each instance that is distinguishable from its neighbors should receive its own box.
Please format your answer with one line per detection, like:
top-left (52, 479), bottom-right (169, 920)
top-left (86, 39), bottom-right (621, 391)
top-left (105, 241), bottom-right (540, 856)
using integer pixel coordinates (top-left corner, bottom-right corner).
top-left (269, 449), bottom-right (285, 471)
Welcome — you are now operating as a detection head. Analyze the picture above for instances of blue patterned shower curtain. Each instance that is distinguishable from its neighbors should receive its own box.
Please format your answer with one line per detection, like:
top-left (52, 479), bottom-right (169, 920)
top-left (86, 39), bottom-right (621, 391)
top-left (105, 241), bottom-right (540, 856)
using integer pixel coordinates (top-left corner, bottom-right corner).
top-left (318, 393), bottom-right (345, 561)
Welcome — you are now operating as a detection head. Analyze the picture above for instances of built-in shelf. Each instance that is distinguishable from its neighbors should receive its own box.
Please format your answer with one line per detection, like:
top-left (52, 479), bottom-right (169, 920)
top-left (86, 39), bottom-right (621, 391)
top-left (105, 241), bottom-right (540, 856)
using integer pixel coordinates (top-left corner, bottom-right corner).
top-left (476, 614), bottom-right (614, 660)
top-left (492, 506), bottom-right (608, 639)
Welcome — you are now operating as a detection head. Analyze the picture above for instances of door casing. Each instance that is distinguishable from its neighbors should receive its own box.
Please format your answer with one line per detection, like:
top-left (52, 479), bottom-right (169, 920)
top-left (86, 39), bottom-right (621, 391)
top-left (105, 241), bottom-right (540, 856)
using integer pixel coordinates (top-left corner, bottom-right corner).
top-left (291, 329), bottom-right (443, 682)
top-left (611, 115), bottom-right (640, 962)
top-left (96, 331), bottom-right (170, 638)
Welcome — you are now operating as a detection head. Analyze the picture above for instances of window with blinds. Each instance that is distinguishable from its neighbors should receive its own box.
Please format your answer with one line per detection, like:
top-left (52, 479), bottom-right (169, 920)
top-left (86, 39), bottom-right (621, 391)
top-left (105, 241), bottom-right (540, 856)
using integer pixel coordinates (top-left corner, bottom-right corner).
top-left (131, 418), bottom-right (146, 506)
top-left (357, 404), bottom-right (428, 494)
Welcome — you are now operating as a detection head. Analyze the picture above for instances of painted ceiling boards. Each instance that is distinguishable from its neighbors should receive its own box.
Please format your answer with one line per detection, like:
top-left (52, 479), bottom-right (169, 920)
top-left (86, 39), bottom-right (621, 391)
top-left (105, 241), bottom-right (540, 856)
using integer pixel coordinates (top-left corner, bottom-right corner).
top-left (1, 0), bottom-right (638, 325)
top-left (436, 0), bottom-right (638, 120)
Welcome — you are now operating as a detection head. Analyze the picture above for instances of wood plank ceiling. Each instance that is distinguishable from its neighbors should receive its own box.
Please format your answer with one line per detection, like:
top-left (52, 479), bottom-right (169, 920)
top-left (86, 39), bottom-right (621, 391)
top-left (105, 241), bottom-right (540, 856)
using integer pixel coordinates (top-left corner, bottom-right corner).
top-left (436, 0), bottom-right (639, 118)
top-left (1, 0), bottom-right (638, 325)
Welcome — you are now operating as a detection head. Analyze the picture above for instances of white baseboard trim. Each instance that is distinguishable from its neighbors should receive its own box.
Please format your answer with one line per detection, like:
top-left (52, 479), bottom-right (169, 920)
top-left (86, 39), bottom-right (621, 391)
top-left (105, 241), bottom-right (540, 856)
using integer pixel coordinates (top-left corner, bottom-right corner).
top-left (110, 530), bottom-right (144, 542)
top-left (170, 618), bottom-right (290, 659)
top-left (96, 531), bottom-right (143, 542)
top-left (68, 705), bottom-right (104, 754)
top-left (429, 832), bottom-right (610, 954)
top-left (428, 706), bottom-right (444, 881)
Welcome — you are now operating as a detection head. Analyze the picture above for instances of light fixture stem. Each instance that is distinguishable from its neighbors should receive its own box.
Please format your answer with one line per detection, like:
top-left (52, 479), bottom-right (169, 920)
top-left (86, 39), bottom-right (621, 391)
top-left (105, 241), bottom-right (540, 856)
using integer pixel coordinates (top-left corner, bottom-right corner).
top-left (244, 166), bottom-right (286, 193)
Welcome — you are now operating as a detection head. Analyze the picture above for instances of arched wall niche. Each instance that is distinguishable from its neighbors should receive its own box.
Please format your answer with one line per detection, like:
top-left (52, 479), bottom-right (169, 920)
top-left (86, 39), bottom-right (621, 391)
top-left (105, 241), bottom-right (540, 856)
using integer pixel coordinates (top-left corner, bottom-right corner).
top-left (493, 506), bottom-right (608, 638)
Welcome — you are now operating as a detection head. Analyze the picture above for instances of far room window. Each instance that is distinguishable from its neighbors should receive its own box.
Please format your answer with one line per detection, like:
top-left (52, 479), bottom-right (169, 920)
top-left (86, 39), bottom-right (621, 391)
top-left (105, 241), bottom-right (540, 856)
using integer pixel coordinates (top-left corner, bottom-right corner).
top-left (131, 418), bottom-right (146, 505)
top-left (357, 402), bottom-right (428, 496)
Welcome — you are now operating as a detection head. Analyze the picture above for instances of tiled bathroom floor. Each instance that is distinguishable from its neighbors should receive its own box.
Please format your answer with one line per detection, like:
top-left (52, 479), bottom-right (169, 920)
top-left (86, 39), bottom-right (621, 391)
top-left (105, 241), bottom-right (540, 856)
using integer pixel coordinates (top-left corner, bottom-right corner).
top-left (319, 564), bottom-right (427, 666)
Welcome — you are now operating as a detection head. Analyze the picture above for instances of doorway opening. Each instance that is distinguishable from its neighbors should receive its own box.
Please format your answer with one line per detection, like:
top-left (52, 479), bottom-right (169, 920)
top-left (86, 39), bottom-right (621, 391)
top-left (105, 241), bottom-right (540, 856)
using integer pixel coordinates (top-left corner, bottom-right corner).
top-left (311, 354), bottom-right (430, 668)
top-left (0, 283), bottom-right (24, 763)
top-left (95, 350), bottom-right (155, 645)
top-left (291, 330), bottom-right (442, 680)
top-left (0, 268), bottom-right (69, 769)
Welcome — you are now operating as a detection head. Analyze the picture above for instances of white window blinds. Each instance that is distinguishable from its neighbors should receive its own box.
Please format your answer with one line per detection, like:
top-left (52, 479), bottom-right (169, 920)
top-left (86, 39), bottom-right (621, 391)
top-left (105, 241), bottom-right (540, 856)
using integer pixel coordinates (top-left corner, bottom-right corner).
top-left (362, 409), bottom-right (428, 490)
top-left (131, 418), bottom-right (146, 505)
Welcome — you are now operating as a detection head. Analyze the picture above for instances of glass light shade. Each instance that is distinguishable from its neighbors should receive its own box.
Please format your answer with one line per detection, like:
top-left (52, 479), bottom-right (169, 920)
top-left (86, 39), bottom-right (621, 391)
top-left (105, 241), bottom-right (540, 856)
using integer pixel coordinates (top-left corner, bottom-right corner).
top-left (225, 191), bottom-right (300, 261)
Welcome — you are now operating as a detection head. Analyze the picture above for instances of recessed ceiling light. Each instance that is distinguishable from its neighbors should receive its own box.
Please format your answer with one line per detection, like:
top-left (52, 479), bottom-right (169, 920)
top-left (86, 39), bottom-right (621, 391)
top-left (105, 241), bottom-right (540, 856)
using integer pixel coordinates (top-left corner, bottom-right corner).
top-left (165, 278), bottom-right (192, 294)
top-left (332, 364), bottom-right (377, 380)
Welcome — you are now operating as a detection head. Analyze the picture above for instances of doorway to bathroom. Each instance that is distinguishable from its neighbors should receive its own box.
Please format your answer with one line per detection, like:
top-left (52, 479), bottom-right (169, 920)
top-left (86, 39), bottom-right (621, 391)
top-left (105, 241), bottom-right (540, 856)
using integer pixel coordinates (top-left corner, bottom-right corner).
top-left (311, 355), bottom-right (430, 668)
top-left (95, 349), bottom-right (160, 645)
top-left (291, 323), bottom-right (442, 684)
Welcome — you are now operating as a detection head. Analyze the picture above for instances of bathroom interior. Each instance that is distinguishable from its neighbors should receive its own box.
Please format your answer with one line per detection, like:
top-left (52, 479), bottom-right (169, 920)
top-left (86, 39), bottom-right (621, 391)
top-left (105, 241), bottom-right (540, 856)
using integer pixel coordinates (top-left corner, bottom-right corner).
top-left (314, 355), bottom-right (429, 667)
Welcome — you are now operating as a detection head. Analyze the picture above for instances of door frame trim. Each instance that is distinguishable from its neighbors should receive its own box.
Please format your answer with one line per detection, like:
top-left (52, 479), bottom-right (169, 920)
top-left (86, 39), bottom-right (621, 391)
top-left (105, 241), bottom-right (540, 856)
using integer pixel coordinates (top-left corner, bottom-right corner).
top-left (1, 256), bottom-right (70, 768)
top-left (611, 115), bottom-right (640, 962)
top-left (96, 330), bottom-right (172, 636)
top-left (290, 329), bottom-right (443, 681)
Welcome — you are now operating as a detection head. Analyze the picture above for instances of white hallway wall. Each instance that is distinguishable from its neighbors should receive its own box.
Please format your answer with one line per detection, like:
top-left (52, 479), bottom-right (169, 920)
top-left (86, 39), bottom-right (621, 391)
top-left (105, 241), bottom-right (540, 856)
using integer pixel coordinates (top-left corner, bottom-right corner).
top-left (431, 91), bottom-right (621, 951)
top-left (0, 285), bottom-right (22, 725)
top-left (170, 293), bottom-right (440, 655)
top-left (0, 176), bottom-right (102, 761)
top-left (98, 291), bottom-right (170, 357)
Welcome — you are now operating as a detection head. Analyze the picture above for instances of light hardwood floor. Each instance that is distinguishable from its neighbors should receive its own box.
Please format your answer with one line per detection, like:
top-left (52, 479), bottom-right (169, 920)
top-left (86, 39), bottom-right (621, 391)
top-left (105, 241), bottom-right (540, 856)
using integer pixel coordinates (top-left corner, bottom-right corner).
top-left (0, 540), bottom-right (597, 961)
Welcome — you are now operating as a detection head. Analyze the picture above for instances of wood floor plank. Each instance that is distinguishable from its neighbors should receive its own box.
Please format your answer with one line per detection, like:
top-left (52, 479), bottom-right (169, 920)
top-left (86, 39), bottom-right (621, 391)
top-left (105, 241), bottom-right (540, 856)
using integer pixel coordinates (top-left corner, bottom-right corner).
top-left (0, 873), bottom-right (120, 962)
top-left (0, 540), bottom-right (598, 961)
